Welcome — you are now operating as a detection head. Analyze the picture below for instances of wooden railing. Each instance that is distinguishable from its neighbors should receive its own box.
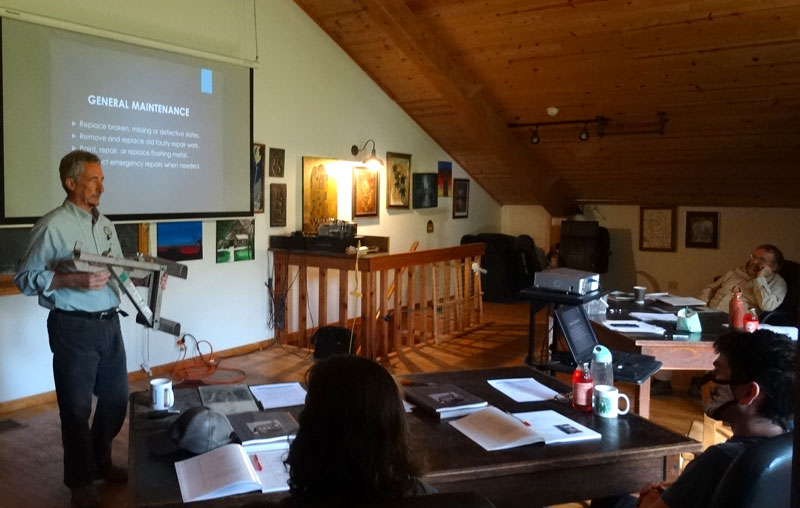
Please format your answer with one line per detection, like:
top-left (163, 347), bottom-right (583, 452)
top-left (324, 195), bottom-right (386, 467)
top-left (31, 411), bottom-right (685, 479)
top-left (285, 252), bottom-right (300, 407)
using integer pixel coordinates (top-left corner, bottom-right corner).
top-left (269, 243), bottom-right (485, 360)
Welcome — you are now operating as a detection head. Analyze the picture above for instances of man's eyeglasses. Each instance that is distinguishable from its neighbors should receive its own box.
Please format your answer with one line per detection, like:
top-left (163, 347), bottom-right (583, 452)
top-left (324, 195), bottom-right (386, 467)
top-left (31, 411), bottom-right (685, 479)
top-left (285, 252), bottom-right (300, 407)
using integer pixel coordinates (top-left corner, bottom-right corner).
top-left (749, 254), bottom-right (773, 265)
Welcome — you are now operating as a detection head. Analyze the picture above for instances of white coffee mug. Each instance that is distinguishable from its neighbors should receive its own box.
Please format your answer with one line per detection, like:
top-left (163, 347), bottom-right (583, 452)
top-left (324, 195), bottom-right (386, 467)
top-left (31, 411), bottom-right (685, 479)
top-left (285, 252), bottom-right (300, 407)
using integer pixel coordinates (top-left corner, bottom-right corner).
top-left (150, 378), bottom-right (174, 410)
top-left (593, 385), bottom-right (630, 418)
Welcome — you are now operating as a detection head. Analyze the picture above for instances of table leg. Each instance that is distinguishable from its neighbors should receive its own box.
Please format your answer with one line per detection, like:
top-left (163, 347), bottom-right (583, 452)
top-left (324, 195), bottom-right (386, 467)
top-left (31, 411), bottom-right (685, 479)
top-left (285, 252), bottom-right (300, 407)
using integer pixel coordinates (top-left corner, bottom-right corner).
top-left (525, 301), bottom-right (537, 366)
top-left (637, 378), bottom-right (651, 419)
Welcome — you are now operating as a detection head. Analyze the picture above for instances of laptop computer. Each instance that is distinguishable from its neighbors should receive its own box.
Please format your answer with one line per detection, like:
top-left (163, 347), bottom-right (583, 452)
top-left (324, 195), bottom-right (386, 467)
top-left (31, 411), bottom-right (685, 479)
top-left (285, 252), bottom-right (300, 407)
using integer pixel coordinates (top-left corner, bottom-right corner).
top-left (554, 304), bottom-right (662, 384)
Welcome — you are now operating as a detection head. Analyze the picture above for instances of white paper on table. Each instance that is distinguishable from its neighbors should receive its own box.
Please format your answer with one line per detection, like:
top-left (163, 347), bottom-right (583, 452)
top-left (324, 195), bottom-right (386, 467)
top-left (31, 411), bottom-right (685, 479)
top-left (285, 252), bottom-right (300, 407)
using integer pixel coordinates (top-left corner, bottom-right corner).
top-left (629, 312), bottom-right (678, 322)
top-left (249, 382), bottom-right (307, 409)
top-left (487, 377), bottom-right (560, 402)
top-left (759, 324), bottom-right (799, 341)
top-left (603, 320), bottom-right (666, 335)
top-left (512, 410), bottom-right (601, 444)
top-left (244, 441), bottom-right (291, 493)
top-left (656, 295), bottom-right (706, 307)
top-left (402, 399), bottom-right (414, 413)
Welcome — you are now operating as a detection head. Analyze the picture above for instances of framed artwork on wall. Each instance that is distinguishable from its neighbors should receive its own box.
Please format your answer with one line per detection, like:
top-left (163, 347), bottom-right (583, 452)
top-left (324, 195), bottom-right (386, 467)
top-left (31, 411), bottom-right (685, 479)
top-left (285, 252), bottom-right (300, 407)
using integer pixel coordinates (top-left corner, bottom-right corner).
top-left (269, 183), bottom-right (287, 227)
top-left (639, 206), bottom-right (676, 252)
top-left (268, 147), bottom-right (285, 178)
top-left (302, 156), bottom-right (338, 234)
top-left (252, 143), bottom-right (265, 213)
top-left (353, 166), bottom-right (379, 217)
top-left (386, 152), bottom-right (411, 209)
top-left (685, 211), bottom-right (719, 249)
top-left (437, 161), bottom-right (452, 197)
top-left (412, 173), bottom-right (438, 209)
top-left (452, 178), bottom-right (469, 218)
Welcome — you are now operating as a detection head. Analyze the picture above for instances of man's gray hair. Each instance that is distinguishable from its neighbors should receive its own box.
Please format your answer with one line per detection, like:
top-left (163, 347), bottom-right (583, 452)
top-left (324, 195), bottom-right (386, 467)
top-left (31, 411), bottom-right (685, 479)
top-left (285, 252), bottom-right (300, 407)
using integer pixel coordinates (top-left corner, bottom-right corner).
top-left (59, 150), bottom-right (100, 192)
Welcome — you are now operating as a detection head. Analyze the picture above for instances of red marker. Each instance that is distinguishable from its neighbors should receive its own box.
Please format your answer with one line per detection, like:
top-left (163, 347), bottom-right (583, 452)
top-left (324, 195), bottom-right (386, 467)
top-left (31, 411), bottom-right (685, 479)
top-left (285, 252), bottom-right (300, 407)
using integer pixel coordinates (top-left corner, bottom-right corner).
top-left (251, 454), bottom-right (263, 471)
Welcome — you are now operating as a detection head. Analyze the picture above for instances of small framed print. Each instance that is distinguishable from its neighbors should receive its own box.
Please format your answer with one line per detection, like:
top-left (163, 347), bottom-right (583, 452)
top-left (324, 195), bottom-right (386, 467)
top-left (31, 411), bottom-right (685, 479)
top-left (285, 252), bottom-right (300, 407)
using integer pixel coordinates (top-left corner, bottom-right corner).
top-left (269, 183), bottom-right (287, 228)
top-left (252, 143), bottom-right (265, 213)
top-left (685, 211), bottom-right (719, 249)
top-left (639, 206), bottom-right (676, 252)
top-left (452, 178), bottom-right (469, 218)
top-left (268, 147), bottom-right (285, 178)
top-left (412, 173), bottom-right (438, 209)
top-left (386, 152), bottom-right (411, 209)
top-left (352, 166), bottom-right (379, 217)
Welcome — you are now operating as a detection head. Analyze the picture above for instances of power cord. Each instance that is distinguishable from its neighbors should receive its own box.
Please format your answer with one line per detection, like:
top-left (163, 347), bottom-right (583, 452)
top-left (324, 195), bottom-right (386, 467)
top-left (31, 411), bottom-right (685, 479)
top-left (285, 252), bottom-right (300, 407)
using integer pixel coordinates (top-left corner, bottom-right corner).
top-left (170, 332), bottom-right (247, 384)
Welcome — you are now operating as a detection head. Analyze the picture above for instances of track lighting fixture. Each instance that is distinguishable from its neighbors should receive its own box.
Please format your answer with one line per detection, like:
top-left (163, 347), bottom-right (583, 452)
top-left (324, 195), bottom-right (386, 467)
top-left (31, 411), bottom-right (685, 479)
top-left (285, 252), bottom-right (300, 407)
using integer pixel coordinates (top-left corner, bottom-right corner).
top-left (350, 139), bottom-right (384, 171)
top-left (530, 127), bottom-right (540, 144)
top-left (578, 123), bottom-right (589, 141)
top-left (512, 113), bottom-right (667, 143)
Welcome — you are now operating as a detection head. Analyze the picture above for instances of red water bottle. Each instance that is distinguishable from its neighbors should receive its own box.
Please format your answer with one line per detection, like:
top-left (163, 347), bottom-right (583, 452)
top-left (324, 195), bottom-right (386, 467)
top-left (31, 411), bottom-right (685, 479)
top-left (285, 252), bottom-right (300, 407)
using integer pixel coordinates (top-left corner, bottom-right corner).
top-left (572, 362), bottom-right (593, 412)
top-left (729, 286), bottom-right (745, 330)
top-left (744, 308), bottom-right (759, 332)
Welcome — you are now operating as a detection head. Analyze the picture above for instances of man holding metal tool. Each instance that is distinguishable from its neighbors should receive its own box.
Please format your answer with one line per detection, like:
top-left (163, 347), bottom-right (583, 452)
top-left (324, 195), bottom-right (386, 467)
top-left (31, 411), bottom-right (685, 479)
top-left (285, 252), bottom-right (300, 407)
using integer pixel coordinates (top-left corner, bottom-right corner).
top-left (15, 150), bottom-right (131, 508)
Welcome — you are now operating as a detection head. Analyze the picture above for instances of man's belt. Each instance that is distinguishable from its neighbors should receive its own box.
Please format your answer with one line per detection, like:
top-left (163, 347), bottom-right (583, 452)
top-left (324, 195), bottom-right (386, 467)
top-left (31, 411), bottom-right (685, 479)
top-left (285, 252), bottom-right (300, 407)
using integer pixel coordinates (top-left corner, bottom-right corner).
top-left (54, 308), bottom-right (119, 320)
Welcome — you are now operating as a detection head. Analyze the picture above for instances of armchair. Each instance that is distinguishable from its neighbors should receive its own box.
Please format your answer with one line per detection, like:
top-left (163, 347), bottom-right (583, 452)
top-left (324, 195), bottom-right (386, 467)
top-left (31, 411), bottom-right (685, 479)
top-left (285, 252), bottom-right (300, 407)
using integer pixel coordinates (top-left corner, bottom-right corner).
top-left (760, 260), bottom-right (800, 326)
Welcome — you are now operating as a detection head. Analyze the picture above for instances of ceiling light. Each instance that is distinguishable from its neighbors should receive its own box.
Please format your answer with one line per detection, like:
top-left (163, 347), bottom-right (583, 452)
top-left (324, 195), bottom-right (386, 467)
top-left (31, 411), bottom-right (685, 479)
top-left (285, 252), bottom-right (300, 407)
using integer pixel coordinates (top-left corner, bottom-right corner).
top-left (350, 139), bottom-right (384, 171)
top-left (579, 124), bottom-right (589, 141)
top-left (530, 127), bottom-right (540, 144)
top-left (546, 107), bottom-right (559, 117)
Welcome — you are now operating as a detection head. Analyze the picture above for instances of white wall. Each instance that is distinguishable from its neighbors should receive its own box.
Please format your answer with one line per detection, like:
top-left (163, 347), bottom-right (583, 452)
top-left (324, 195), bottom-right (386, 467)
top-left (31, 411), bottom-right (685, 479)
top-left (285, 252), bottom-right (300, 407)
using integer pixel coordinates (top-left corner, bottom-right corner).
top-left (0, 0), bottom-right (501, 403)
top-left (503, 204), bottom-right (800, 297)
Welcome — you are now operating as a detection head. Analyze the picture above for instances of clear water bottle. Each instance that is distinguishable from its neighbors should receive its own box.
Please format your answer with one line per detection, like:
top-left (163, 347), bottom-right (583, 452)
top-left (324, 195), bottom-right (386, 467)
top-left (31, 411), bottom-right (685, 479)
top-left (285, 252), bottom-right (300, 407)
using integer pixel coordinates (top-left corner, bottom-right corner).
top-left (591, 345), bottom-right (614, 414)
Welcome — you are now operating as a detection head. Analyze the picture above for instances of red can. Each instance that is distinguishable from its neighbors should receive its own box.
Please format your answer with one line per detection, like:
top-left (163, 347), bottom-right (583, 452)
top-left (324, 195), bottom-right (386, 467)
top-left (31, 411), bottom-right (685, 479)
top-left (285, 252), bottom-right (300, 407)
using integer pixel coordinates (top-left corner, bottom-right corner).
top-left (744, 311), bottom-right (759, 333)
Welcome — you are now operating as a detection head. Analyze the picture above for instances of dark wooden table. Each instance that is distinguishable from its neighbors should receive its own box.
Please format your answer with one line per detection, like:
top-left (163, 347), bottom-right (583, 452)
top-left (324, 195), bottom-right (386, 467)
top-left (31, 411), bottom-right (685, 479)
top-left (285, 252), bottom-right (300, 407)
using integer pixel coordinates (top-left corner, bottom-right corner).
top-left (590, 301), bottom-right (728, 417)
top-left (128, 366), bottom-right (700, 508)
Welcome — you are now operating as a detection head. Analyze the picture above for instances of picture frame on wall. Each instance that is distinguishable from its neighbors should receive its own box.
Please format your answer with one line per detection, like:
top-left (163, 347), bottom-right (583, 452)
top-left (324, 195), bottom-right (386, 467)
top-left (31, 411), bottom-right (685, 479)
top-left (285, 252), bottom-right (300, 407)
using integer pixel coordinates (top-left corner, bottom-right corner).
top-left (252, 143), bottom-right (265, 213)
top-left (302, 156), bottom-right (338, 234)
top-left (452, 178), bottom-right (469, 218)
top-left (386, 152), bottom-right (411, 209)
top-left (639, 206), bottom-right (676, 252)
top-left (352, 166), bottom-right (379, 217)
top-left (269, 183), bottom-right (287, 228)
top-left (685, 211), bottom-right (719, 249)
top-left (268, 147), bottom-right (285, 178)
top-left (412, 173), bottom-right (438, 209)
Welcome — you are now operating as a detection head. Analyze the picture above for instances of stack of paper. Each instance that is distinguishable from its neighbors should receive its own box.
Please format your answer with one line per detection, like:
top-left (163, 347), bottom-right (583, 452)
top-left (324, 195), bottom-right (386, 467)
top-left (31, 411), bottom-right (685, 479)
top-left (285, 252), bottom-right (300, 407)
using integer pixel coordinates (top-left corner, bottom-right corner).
top-left (603, 320), bottom-right (666, 335)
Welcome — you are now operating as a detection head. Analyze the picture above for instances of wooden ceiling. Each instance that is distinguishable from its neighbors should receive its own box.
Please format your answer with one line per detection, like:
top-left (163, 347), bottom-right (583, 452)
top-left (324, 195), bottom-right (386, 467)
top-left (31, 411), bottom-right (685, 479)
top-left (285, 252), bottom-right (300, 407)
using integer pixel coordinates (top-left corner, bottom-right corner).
top-left (294, 0), bottom-right (800, 215)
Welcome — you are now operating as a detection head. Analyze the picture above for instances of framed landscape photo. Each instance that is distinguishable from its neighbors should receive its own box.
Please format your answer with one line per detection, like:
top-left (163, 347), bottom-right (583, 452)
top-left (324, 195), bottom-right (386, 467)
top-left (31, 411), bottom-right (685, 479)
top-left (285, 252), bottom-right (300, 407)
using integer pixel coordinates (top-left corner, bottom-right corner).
top-left (452, 178), bottom-right (469, 218)
top-left (352, 166), bottom-right (379, 217)
top-left (685, 211), bottom-right (719, 249)
top-left (639, 206), bottom-right (676, 252)
top-left (386, 152), bottom-right (411, 209)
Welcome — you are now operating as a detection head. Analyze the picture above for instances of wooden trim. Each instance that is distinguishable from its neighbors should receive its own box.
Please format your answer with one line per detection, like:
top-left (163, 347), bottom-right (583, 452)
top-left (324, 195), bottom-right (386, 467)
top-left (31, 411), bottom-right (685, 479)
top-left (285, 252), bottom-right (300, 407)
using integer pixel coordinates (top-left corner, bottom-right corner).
top-left (0, 274), bottom-right (20, 296)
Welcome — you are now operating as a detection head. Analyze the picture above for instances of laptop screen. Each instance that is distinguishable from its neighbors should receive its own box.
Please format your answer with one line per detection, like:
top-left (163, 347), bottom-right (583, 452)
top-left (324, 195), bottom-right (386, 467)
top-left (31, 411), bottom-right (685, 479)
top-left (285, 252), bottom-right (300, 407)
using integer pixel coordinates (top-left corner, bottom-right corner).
top-left (555, 305), bottom-right (599, 365)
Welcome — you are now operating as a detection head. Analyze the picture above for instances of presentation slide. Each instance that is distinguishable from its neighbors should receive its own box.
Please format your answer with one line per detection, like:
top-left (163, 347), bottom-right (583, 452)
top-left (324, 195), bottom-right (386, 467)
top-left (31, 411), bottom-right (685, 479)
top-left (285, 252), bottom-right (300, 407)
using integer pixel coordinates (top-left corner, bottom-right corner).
top-left (2, 17), bottom-right (252, 222)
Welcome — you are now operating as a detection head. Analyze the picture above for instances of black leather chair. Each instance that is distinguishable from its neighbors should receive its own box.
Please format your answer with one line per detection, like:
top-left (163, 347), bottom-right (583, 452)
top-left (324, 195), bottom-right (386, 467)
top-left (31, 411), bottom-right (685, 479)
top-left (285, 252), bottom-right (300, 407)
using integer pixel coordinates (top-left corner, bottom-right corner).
top-left (707, 432), bottom-right (793, 508)
top-left (760, 260), bottom-right (800, 326)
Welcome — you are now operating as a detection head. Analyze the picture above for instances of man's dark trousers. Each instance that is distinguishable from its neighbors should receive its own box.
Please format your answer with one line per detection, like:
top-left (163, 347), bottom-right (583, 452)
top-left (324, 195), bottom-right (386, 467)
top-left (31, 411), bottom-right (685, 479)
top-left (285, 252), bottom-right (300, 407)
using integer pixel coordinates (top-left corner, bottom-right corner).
top-left (47, 310), bottom-right (128, 488)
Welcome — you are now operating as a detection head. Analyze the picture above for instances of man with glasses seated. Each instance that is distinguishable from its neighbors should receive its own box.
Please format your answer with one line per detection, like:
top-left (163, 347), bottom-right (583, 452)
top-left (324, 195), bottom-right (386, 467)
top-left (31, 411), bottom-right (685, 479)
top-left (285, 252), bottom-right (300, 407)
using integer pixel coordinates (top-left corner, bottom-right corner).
top-left (699, 244), bottom-right (786, 313)
top-left (593, 329), bottom-right (795, 508)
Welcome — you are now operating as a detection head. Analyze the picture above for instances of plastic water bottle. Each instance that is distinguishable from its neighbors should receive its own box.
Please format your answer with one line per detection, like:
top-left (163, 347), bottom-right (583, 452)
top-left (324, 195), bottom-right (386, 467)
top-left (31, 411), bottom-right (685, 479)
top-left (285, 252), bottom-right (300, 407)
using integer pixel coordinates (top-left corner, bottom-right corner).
top-left (591, 345), bottom-right (614, 414)
top-left (571, 362), bottom-right (593, 412)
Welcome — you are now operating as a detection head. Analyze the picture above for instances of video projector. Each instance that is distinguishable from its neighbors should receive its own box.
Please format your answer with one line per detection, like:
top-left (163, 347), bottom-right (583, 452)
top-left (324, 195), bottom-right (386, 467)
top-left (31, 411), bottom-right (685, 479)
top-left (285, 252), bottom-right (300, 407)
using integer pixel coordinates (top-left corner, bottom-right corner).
top-left (533, 267), bottom-right (599, 295)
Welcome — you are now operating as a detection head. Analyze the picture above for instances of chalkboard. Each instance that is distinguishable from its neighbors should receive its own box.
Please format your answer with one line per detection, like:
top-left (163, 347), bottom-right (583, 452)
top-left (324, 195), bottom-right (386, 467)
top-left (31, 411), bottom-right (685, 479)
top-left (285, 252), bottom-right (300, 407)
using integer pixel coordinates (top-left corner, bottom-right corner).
top-left (0, 228), bottom-right (31, 275)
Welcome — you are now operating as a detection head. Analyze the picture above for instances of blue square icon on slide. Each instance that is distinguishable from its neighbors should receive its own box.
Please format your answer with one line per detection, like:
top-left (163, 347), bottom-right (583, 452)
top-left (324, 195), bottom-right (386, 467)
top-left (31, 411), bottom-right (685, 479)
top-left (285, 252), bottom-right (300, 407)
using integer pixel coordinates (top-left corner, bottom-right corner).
top-left (200, 69), bottom-right (213, 94)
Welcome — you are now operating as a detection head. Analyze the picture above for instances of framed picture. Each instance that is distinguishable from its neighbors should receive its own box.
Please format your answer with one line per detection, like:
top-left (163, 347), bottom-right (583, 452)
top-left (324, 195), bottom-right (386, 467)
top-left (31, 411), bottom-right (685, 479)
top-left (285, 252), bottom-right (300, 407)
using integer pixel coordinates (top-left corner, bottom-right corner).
top-left (639, 206), bottom-right (676, 252)
top-left (157, 221), bottom-right (202, 262)
top-left (386, 152), bottom-right (411, 209)
top-left (452, 178), bottom-right (469, 218)
top-left (216, 219), bottom-right (255, 263)
top-left (252, 143), bottom-right (265, 213)
top-left (302, 156), bottom-right (338, 234)
top-left (437, 161), bottom-right (452, 197)
top-left (352, 166), bottom-right (379, 217)
top-left (116, 223), bottom-right (151, 257)
top-left (269, 183), bottom-right (287, 227)
top-left (685, 211), bottom-right (719, 249)
top-left (413, 173), bottom-right (438, 209)
top-left (268, 147), bottom-right (285, 178)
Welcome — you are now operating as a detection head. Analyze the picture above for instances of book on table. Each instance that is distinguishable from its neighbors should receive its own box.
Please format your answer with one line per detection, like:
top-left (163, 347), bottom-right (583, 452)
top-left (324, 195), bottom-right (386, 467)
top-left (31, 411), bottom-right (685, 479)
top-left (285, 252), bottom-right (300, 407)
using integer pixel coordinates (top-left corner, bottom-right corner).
top-left (227, 410), bottom-right (299, 446)
top-left (449, 406), bottom-right (601, 451)
top-left (403, 383), bottom-right (487, 419)
top-left (174, 441), bottom-right (290, 502)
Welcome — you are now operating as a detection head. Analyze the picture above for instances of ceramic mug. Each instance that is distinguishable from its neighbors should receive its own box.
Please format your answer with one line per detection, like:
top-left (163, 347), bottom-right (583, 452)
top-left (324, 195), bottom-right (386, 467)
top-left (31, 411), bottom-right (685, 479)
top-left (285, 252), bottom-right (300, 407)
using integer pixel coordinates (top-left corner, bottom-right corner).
top-left (150, 378), bottom-right (174, 410)
top-left (593, 385), bottom-right (630, 418)
top-left (633, 286), bottom-right (647, 304)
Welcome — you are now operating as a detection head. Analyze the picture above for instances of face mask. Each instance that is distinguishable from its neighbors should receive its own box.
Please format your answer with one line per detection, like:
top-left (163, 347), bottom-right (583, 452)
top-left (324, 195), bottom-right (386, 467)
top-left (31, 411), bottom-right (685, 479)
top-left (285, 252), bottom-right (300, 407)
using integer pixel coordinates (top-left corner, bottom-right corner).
top-left (704, 383), bottom-right (736, 419)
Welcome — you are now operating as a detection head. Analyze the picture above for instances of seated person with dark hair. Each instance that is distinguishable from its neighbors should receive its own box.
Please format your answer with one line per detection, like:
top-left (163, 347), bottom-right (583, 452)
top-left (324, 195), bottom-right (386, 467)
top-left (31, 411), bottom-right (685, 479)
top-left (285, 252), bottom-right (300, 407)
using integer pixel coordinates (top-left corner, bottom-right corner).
top-left (593, 329), bottom-right (795, 508)
top-left (281, 355), bottom-right (435, 507)
top-left (699, 244), bottom-right (786, 313)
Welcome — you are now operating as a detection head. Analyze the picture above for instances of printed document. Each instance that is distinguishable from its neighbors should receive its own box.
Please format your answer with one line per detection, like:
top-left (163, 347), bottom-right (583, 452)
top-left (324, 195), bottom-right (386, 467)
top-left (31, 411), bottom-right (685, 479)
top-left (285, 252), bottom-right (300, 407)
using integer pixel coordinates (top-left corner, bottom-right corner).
top-left (656, 295), bottom-right (706, 307)
top-left (603, 320), bottom-right (666, 335)
top-left (249, 382), bottom-right (307, 409)
top-left (487, 378), bottom-right (560, 402)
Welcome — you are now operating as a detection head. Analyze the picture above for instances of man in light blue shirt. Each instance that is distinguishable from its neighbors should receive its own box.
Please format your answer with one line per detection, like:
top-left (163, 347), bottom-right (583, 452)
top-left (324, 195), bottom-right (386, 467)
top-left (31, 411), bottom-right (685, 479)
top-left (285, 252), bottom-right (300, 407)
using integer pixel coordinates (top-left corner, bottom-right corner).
top-left (15, 150), bottom-right (128, 508)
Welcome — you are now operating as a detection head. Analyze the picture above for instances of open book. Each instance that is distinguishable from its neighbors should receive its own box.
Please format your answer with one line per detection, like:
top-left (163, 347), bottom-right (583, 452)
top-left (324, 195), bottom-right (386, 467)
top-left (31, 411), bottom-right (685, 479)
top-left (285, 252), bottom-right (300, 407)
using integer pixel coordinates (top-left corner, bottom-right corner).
top-left (403, 383), bottom-right (487, 419)
top-left (174, 442), bottom-right (290, 502)
top-left (449, 406), bottom-right (600, 451)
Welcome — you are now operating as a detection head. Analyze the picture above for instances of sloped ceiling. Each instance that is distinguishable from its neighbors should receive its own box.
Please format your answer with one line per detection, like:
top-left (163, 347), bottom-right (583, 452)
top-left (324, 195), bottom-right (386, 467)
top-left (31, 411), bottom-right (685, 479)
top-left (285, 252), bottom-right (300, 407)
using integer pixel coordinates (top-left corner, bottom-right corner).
top-left (294, 0), bottom-right (800, 216)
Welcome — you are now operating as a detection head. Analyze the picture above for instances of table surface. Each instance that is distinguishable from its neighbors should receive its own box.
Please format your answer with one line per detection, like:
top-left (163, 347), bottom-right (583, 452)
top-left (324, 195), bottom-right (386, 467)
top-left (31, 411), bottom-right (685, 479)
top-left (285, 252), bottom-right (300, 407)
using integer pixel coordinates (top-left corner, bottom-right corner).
top-left (128, 366), bottom-right (700, 508)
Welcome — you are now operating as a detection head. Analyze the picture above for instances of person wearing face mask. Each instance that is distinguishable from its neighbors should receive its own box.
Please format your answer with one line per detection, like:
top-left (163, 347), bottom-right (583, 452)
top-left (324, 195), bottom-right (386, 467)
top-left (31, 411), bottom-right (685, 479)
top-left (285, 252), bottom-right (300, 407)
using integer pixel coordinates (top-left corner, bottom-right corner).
top-left (592, 329), bottom-right (795, 508)
top-left (699, 244), bottom-right (787, 313)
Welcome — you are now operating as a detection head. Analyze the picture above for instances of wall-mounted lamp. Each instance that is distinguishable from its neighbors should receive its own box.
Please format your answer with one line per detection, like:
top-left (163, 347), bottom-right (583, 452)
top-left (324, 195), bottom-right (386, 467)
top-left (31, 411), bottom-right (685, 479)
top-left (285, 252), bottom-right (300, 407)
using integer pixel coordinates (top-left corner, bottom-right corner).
top-left (350, 139), bottom-right (384, 171)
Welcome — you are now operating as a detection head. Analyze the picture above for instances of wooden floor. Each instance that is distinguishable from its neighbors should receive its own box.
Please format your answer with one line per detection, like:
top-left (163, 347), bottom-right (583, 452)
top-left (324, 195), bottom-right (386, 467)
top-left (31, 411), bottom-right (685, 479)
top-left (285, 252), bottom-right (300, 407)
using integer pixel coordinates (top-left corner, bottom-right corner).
top-left (0, 302), bottom-right (704, 508)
